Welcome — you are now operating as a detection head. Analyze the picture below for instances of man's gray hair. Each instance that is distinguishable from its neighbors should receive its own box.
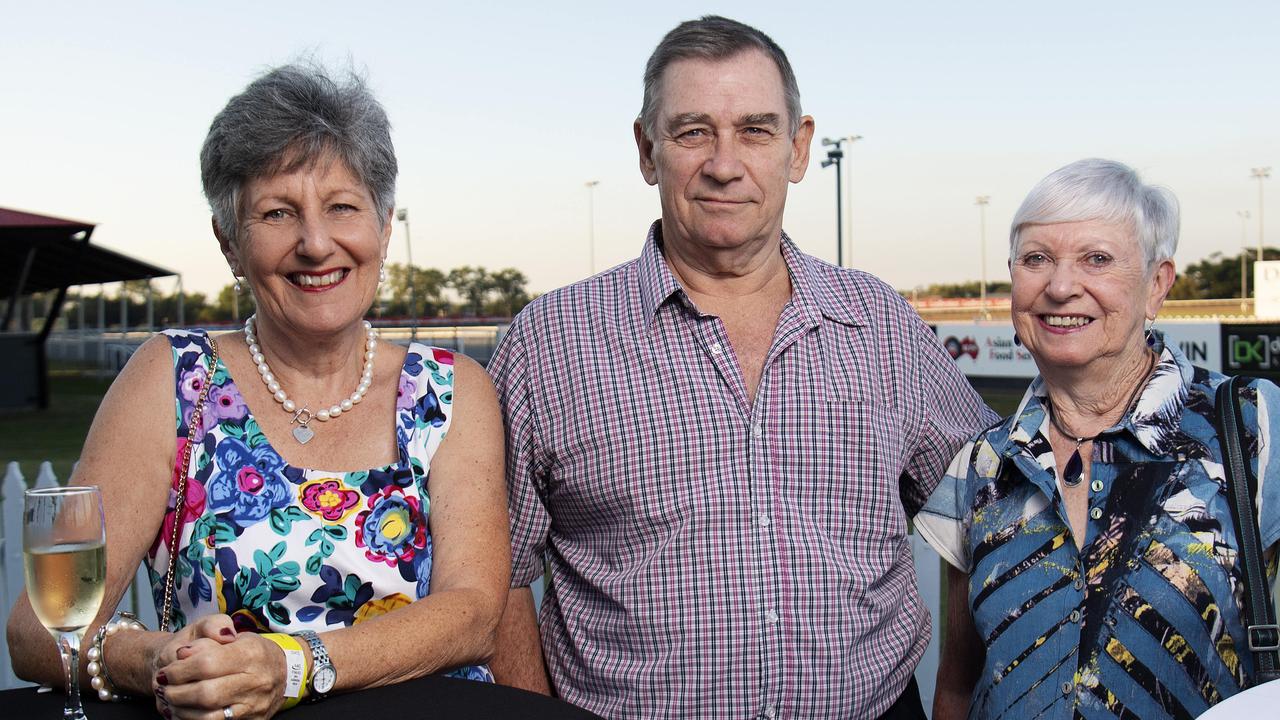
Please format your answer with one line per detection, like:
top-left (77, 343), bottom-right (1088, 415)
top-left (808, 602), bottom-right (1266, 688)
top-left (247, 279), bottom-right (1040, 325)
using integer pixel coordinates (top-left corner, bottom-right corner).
top-left (1010, 158), bottom-right (1179, 273)
top-left (639, 15), bottom-right (802, 141)
top-left (200, 62), bottom-right (397, 247)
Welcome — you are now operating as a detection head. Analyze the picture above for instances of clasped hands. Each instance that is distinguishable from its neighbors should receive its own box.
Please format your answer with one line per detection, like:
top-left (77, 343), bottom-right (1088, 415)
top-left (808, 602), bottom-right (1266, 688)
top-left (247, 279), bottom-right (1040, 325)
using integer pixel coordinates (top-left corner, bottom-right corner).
top-left (149, 614), bottom-right (294, 720)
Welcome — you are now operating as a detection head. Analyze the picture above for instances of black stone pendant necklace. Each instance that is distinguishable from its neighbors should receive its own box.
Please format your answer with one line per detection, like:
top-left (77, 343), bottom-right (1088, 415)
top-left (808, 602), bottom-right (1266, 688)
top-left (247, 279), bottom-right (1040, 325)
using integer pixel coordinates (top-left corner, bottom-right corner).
top-left (1047, 350), bottom-right (1156, 487)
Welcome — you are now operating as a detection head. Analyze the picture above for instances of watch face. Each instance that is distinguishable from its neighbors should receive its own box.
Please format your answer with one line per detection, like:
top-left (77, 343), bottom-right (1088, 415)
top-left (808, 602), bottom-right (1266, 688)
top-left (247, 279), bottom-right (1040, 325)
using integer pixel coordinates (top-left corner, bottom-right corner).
top-left (314, 666), bottom-right (336, 694)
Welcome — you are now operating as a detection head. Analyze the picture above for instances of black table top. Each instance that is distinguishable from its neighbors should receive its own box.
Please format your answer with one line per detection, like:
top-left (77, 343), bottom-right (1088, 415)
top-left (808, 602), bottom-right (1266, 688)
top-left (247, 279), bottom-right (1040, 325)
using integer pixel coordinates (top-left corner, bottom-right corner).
top-left (1, 675), bottom-right (604, 719)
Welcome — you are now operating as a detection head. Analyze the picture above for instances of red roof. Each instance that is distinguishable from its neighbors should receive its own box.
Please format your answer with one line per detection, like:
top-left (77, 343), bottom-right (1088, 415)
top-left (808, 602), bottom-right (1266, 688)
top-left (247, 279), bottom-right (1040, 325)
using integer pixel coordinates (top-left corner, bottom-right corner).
top-left (0, 207), bottom-right (95, 230)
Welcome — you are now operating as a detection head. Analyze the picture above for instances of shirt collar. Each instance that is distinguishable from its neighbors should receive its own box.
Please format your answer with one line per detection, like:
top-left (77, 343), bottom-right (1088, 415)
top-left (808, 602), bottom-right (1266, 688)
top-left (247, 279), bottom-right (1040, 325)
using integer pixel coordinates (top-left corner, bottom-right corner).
top-left (636, 220), bottom-right (689, 322)
top-left (999, 330), bottom-right (1190, 458)
top-left (636, 219), bottom-right (865, 328)
top-left (782, 232), bottom-right (865, 328)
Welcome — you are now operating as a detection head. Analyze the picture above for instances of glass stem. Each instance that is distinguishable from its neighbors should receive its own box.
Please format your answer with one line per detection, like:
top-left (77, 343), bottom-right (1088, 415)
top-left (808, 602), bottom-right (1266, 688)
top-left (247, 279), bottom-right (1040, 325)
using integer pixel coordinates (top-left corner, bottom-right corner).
top-left (56, 631), bottom-right (87, 720)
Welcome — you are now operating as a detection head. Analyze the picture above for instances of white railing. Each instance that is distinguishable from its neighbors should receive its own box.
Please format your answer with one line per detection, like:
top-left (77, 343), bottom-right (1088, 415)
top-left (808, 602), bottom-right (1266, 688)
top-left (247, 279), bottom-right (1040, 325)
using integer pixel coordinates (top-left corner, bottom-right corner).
top-left (0, 460), bottom-right (944, 707)
top-left (42, 324), bottom-right (511, 374)
top-left (1, 462), bottom-right (158, 690)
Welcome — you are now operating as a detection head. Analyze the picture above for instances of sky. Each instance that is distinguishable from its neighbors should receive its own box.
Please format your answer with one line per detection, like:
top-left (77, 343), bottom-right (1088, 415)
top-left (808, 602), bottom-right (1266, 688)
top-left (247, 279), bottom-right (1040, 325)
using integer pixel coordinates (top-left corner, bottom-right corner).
top-left (2, 1), bottom-right (1277, 297)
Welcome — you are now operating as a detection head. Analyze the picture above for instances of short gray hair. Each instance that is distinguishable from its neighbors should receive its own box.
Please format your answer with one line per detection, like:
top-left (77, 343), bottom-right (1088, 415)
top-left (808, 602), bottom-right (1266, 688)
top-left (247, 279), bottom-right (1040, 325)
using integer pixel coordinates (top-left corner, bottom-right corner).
top-left (639, 15), bottom-right (802, 141)
top-left (1010, 158), bottom-right (1179, 273)
top-left (200, 62), bottom-right (397, 247)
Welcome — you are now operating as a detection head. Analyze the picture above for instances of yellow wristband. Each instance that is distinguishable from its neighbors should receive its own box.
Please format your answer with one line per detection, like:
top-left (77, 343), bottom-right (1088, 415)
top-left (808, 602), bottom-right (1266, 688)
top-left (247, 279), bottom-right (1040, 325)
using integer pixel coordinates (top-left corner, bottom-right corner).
top-left (261, 633), bottom-right (308, 709)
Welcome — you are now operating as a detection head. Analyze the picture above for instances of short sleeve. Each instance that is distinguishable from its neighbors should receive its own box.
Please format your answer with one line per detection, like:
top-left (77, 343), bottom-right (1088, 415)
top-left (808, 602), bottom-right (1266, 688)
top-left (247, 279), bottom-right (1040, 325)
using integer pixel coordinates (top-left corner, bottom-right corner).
top-left (1252, 378), bottom-right (1280, 551)
top-left (487, 319), bottom-right (552, 589)
top-left (915, 438), bottom-right (979, 573)
top-left (900, 313), bottom-right (1000, 516)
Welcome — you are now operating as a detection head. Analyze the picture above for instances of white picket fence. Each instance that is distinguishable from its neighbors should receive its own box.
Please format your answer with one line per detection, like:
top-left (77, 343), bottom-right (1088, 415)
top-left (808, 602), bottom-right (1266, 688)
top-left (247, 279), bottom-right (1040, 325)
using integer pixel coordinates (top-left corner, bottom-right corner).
top-left (1, 461), bottom-right (159, 690)
top-left (0, 460), bottom-right (944, 707)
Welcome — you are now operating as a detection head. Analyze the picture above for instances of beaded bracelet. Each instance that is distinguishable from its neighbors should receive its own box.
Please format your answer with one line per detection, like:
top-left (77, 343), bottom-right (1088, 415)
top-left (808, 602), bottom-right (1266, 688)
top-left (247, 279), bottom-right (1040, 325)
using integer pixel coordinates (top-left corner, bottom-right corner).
top-left (86, 611), bottom-right (147, 702)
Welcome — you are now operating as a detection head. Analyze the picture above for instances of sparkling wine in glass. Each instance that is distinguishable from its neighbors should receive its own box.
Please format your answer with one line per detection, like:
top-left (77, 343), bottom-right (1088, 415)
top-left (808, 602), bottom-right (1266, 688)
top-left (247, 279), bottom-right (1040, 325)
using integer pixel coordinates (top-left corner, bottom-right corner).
top-left (23, 486), bottom-right (107, 720)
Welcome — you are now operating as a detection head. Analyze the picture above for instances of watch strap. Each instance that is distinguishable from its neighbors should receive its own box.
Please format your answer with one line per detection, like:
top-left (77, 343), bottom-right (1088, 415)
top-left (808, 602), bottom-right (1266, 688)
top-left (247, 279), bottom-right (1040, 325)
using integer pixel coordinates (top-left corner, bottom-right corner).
top-left (295, 630), bottom-right (334, 699)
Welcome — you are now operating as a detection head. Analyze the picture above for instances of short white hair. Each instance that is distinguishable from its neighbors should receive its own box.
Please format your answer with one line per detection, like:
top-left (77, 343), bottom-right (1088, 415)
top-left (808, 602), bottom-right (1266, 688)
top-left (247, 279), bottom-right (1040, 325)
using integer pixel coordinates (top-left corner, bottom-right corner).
top-left (1009, 158), bottom-right (1179, 273)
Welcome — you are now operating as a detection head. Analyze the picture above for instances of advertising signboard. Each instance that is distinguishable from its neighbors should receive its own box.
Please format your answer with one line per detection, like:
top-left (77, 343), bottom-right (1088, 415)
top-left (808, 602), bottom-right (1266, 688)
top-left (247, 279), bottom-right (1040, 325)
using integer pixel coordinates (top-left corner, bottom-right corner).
top-left (1222, 324), bottom-right (1280, 381)
top-left (1161, 323), bottom-right (1220, 371)
top-left (933, 323), bottom-right (1037, 378)
top-left (933, 322), bottom-right (1222, 379)
top-left (1255, 261), bottom-right (1280, 319)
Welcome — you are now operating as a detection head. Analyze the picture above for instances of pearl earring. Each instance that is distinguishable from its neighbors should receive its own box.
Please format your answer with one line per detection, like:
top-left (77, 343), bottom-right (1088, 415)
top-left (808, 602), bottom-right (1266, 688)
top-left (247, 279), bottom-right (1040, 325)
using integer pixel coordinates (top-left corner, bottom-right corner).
top-left (228, 255), bottom-right (244, 294)
top-left (379, 261), bottom-right (387, 284)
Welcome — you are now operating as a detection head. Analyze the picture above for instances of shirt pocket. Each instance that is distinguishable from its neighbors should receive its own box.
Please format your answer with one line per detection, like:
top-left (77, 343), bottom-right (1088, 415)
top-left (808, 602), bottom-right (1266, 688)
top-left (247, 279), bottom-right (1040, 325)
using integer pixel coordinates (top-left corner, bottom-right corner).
top-left (818, 321), bottom-right (884, 404)
top-left (808, 400), bottom-right (909, 545)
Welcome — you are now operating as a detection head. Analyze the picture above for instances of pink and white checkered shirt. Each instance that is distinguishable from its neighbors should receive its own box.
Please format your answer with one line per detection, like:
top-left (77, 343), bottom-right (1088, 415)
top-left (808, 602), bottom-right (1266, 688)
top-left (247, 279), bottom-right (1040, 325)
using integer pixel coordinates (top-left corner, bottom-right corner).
top-left (489, 222), bottom-right (995, 719)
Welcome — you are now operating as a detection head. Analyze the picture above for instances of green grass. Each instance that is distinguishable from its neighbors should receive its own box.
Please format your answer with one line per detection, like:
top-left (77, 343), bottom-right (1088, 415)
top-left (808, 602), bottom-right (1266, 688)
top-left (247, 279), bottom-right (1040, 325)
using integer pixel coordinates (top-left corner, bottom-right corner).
top-left (0, 371), bottom-right (110, 483)
top-left (978, 387), bottom-right (1024, 418)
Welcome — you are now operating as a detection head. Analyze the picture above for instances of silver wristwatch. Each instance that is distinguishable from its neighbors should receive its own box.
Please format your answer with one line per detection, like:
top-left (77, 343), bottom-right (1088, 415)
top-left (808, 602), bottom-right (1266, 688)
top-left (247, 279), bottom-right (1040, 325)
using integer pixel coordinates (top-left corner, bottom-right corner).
top-left (296, 630), bottom-right (336, 699)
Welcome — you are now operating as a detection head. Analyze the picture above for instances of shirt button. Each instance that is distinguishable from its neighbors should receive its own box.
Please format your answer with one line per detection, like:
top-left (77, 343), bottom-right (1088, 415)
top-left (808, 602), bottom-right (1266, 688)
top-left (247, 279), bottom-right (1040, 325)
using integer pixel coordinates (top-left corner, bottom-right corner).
top-left (710, 342), bottom-right (723, 355)
top-left (1090, 507), bottom-right (1103, 520)
top-left (1073, 578), bottom-right (1085, 591)
top-left (763, 705), bottom-right (777, 719)
top-left (757, 513), bottom-right (772, 528)
top-left (751, 423), bottom-right (763, 439)
top-left (1090, 479), bottom-right (1104, 492)
top-left (764, 609), bottom-right (779, 624)
top-left (1069, 609), bottom-right (1082, 623)
top-left (1061, 681), bottom-right (1075, 696)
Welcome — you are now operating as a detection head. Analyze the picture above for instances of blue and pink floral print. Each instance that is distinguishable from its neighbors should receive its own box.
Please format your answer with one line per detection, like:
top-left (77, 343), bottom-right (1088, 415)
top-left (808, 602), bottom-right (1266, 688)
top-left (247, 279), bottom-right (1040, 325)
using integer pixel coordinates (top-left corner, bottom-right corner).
top-left (147, 329), bottom-right (492, 682)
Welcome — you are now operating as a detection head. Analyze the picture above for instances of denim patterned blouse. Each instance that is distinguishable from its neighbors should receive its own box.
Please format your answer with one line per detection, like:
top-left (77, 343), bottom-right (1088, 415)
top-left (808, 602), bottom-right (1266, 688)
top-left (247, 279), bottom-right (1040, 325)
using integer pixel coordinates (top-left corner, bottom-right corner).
top-left (144, 329), bottom-right (492, 682)
top-left (917, 332), bottom-right (1280, 719)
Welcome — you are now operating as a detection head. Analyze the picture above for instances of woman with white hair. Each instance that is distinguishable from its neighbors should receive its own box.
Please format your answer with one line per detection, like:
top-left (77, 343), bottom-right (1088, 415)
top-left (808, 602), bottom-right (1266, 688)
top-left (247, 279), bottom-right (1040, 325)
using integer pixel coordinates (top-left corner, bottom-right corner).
top-left (918, 158), bottom-right (1280, 718)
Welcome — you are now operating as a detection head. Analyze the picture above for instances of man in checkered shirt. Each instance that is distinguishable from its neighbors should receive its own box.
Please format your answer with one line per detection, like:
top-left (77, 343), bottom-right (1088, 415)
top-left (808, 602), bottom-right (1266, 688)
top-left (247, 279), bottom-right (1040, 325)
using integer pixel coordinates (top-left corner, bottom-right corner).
top-left (487, 15), bottom-right (995, 720)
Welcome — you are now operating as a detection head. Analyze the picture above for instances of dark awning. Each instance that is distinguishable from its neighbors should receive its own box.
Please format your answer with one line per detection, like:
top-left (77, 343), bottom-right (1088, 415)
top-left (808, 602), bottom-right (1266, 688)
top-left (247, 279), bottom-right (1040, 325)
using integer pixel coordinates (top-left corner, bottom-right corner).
top-left (0, 207), bottom-right (176, 295)
top-left (1, 237), bottom-right (177, 294)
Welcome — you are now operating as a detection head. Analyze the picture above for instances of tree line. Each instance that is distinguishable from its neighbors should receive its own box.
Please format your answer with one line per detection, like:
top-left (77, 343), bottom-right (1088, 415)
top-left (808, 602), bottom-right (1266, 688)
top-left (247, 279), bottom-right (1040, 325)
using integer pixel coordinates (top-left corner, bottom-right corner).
top-left (906, 248), bottom-right (1279, 301)
top-left (1167, 248), bottom-right (1279, 300)
top-left (41, 263), bottom-right (533, 328)
top-left (907, 280), bottom-right (1012, 299)
top-left (25, 249), bottom-right (1274, 330)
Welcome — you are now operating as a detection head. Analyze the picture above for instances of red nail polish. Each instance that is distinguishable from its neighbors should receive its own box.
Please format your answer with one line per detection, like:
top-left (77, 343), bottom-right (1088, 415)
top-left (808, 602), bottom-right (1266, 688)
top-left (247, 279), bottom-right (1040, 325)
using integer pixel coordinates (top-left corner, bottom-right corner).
top-left (162, 708), bottom-right (172, 719)
top-left (220, 627), bottom-right (235, 638)
top-left (156, 671), bottom-right (168, 686)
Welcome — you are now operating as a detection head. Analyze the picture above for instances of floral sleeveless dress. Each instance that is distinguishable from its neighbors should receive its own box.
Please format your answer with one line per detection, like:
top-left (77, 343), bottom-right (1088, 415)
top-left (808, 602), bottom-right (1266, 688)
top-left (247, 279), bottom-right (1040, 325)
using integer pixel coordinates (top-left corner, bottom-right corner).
top-left (145, 329), bottom-right (492, 682)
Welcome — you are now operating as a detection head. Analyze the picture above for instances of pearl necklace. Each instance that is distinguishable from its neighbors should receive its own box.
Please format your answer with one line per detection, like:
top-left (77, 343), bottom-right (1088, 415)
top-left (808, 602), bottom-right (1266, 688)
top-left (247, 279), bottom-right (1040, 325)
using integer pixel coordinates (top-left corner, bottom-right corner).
top-left (244, 315), bottom-right (378, 445)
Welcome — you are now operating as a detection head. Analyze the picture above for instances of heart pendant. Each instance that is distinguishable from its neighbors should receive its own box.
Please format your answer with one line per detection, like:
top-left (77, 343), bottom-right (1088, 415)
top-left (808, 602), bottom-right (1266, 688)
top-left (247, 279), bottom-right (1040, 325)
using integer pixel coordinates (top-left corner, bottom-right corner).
top-left (293, 425), bottom-right (316, 444)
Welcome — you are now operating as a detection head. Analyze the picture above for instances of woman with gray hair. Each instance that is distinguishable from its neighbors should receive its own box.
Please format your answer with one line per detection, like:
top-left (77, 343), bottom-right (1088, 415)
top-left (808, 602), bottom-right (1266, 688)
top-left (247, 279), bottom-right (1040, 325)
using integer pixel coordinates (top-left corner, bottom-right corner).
top-left (7, 63), bottom-right (511, 718)
top-left (917, 158), bottom-right (1280, 718)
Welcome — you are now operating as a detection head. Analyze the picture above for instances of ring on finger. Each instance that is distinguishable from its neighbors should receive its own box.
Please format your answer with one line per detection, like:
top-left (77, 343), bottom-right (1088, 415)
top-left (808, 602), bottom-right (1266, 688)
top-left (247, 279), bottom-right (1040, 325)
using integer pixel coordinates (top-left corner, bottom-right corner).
top-left (223, 706), bottom-right (235, 720)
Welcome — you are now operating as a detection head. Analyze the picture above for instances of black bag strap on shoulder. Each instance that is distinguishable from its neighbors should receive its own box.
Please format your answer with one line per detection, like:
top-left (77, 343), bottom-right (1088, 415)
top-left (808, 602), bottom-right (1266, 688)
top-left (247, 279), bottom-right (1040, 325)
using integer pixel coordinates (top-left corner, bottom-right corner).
top-left (1214, 374), bottom-right (1280, 685)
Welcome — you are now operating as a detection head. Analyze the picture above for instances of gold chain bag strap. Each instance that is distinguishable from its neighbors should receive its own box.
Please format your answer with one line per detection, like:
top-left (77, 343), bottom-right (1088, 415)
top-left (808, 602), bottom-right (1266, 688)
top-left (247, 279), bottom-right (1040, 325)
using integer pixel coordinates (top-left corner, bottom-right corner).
top-left (159, 338), bottom-right (219, 632)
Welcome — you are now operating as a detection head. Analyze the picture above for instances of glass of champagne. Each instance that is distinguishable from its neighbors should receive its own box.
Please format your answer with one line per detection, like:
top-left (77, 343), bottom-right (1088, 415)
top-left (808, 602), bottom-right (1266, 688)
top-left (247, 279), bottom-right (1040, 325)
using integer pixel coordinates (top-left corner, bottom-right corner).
top-left (23, 486), bottom-right (107, 720)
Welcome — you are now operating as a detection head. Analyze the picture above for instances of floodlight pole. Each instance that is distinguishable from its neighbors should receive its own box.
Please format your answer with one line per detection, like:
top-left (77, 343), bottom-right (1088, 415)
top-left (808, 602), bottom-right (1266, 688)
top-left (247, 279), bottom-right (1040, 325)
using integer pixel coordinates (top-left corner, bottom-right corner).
top-left (1253, 167), bottom-right (1270, 263)
top-left (838, 134), bottom-right (862, 262)
top-left (397, 208), bottom-right (417, 341)
top-left (976, 196), bottom-right (991, 319)
top-left (1240, 210), bottom-right (1252, 311)
top-left (586, 181), bottom-right (600, 275)
top-left (821, 138), bottom-right (845, 266)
